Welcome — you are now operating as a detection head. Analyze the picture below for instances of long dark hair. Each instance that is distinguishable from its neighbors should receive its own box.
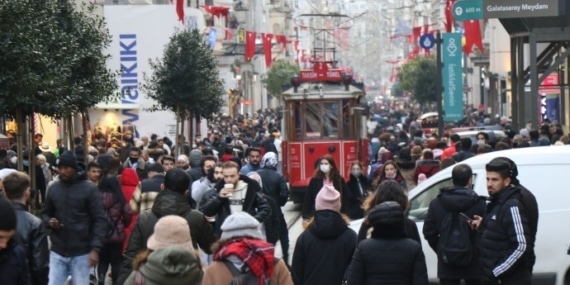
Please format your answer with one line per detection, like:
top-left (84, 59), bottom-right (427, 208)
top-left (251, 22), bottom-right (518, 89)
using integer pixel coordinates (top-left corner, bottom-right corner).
top-left (99, 175), bottom-right (126, 208)
top-left (312, 154), bottom-right (342, 182)
top-left (371, 160), bottom-right (403, 189)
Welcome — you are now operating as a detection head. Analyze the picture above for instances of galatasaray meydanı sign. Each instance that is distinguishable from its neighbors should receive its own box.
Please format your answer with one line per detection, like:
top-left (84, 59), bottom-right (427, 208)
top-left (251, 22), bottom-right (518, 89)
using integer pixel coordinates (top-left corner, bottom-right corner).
top-left (483, 0), bottom-right (560, 18)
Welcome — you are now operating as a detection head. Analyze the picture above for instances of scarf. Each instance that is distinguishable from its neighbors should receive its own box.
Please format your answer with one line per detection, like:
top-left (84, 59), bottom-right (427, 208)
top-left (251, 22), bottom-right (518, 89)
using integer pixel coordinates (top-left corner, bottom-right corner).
top-left (215, 238), bottom-right (275, 285)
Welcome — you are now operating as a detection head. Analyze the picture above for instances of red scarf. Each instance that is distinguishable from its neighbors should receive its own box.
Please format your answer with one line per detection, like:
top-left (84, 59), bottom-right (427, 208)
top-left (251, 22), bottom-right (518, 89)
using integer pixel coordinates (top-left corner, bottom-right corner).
top-left (215, 238), bottom-right (275, 285)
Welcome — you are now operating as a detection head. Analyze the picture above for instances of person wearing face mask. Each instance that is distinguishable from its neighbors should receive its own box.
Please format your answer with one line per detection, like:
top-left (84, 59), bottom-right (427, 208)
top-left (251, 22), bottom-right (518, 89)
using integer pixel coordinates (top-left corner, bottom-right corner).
top-left (344, 161), bottom-right (370, 220)
top-left (302, 155), bottom-right (348, 220)
top-left (371, 160), bottom-right (407, 191)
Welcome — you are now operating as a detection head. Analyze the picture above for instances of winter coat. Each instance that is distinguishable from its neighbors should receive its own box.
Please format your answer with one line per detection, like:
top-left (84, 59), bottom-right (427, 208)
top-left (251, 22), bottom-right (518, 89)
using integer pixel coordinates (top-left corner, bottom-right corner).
top-left (202, 258), bottom-right (292, 285)
top-left (345, 174), bottom-right (370, 220)
top-left (202, 175), bottom-right (272, 236)
top-left (12, 203), bottom-right (48, 285)
top-left (479, 187), bottom-right (531, 280)
top-left (302, 176), bottom-right (348, 219)
top-left (130, 174), bottom-right (164, 213)
top-left (190, 177), bottom-right (215, 210)
top-left (118, 189), bottom-right (216, 285)
top-left (414, 159), bottom-right (440, 183)
top-left (41, 179), bottom-right (106, 256)
top-left (121, 168), bottom-right (140, 251)
top-left (257, 166), bottom-right (289, 208)
top-left (124, 246), bottom-right (203, 285)
top-left (100, 176), bottom-right (133, 244)
top-left (422, 186), bottom-right (486, 279)
top-left (0, 240), bottom-right (30, 285)
top-left (357, 217), bottom-right (421, 245)
top-left (292, 210), bottom-right (357, 285)
top-left (395, 159), bottom-right (416, 191)
top-left (122, 158), bottom-right (147, 180)
top-left (347, 227), bottom-right (428, 285)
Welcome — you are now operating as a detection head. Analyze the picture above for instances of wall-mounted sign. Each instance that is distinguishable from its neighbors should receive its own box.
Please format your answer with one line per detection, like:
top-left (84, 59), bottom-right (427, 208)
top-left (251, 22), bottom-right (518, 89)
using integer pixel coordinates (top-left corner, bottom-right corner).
top-left (482, 0), bottom-right (560, 18)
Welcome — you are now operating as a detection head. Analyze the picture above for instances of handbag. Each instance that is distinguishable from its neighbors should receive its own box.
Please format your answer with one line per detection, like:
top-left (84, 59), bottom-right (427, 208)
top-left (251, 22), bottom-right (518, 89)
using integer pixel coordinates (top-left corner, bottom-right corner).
top-left (134, 270), bottom-right (145, 285)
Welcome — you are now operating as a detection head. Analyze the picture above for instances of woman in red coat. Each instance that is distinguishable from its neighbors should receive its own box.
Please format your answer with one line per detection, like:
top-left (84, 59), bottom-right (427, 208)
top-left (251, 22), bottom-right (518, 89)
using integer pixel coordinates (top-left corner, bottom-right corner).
top-left (120, 167), bottom-right (140, 252)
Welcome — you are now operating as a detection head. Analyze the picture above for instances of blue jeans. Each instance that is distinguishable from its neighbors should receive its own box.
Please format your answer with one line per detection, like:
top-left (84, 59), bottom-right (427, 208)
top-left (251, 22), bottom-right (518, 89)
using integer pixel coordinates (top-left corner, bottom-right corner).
top-left (48, 251), bottom-right (91, 285)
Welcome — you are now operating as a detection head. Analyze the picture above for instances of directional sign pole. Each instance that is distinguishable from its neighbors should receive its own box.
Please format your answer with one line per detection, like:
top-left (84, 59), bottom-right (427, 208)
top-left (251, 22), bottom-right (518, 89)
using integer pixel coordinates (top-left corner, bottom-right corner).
top-left (436, 32), bottom-right (444, 137)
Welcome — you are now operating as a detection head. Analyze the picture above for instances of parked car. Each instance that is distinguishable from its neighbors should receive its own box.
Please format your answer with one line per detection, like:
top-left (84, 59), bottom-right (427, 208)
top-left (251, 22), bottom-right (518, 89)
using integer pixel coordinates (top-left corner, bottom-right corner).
top-left (350, 146), bottom-right (570, 285)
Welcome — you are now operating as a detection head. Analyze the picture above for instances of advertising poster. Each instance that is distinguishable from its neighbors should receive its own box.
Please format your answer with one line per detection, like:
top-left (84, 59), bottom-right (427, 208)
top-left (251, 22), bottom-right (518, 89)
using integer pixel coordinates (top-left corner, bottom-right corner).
top-left (441, 33), bottom-right (464, 122)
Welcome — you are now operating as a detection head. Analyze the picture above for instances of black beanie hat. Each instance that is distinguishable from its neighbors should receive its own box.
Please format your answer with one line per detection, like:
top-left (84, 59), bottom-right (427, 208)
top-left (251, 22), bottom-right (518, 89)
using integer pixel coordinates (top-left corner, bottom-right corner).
top-left (57, 151), bottom-right (78, 170)
top-left (0, 198), bottom-right (17, 231)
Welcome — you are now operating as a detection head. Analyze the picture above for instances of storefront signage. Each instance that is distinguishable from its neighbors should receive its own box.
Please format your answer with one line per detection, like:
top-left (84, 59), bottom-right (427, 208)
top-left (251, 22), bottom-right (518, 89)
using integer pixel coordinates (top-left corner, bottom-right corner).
top-left (483, 0), bottom-right (560, 18)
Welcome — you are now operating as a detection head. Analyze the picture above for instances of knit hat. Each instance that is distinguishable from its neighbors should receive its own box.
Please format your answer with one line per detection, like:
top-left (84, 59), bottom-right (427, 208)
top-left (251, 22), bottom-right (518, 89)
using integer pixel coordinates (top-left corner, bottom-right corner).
top-left (57, 151), bottom-right (78, 170)
top-left (147, 215), bottom-right (194, 252)
top-left (368, 201), bottom-right (404, 227)
top-left (220, 212), bottom-right (264, 240)
top-left (261, 151), bottom-right (278, 168)
top-left (315, 184), bottom-right (341, 212)
top-left (0, 198), bottom-right (17, 231)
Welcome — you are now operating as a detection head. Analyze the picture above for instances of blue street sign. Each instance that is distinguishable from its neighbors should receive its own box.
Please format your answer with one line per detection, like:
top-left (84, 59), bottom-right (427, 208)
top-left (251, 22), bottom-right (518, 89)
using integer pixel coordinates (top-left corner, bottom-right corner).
top-left (419, 33), bottom-right (436, 50)
top-left (441, 33), bottom-right (464, 122)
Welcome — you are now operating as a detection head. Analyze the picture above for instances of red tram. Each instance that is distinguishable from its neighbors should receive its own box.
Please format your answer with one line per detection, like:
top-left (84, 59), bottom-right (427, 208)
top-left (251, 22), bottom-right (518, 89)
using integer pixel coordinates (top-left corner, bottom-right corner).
top-left (281, 64), bottom-right (368, 203)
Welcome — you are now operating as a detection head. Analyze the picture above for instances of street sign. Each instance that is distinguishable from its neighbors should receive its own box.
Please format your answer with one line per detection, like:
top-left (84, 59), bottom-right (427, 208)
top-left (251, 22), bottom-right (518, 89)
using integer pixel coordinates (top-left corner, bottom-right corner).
top-left (441, 33), bottom-right (464, 122)
top-left (419, 34), bottom-right (436, 50)
top-left (453, 0), bottom-right (483, 21)
top-left (483, 0), bottom-right (560, 19)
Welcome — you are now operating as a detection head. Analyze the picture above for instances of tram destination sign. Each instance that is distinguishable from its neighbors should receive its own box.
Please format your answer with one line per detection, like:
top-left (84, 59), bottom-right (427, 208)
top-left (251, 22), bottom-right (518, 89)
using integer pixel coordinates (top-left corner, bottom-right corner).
top-left (299, 63), bottom-right (343, 82)
top-left (483, 0), bottom-right (560, 18)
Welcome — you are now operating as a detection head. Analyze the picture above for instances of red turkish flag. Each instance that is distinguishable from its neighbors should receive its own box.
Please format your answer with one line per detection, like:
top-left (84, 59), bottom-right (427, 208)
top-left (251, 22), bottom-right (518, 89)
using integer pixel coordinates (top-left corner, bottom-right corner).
top-left (176, 0), bottom-right (184, 23)
top-left (412, 26), bottom-right (421, 45)
top-left (245, 31), bottom-right (256, 61)
top-left (262, 33), bottom-right (273, 68)
top-left (463, 20), bottom-right (484, 54)
top-left (444, 0), bottom-right (456, 33)
top-left (276, 35), bottom-right (287, 49)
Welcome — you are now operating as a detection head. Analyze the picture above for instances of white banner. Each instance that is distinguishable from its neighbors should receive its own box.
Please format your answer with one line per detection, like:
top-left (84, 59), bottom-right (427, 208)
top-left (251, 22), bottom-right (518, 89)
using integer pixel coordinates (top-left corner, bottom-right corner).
top-left (92, 5), bottom-right (205, 138)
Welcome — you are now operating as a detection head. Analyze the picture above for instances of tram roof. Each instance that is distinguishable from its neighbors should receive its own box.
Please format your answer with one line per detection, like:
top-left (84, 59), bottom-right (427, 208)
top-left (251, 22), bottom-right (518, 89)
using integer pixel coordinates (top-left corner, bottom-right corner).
top-left (281, 83), bottom-right (365, 101)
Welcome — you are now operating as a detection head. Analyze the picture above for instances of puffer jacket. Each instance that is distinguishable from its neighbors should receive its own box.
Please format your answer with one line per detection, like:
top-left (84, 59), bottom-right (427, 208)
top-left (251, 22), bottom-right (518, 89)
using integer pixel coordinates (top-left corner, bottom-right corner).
top-left (12, 203), bottom-right (48, 285)
top-left (121, 169), bottom-right (140, 251)
top-left (292, 210), bottom-right (357, 285)
top-left (118, 189), bottom-right (215, 285)
top-left (422, 186), bottom-right (486, 279)
top-left (480, 187), bottom-right (531, 280)
top-left (347, 226), bottom-right (428, 285)
top-left (257, 166), bottom-right (289, 208)
top-left (41, 179), bottom-right (106, 256)
top-left (202, 175), bottom-right (272, 235)
top-left (100, 189), bottom-right (133, 244)
top-left (124, 246), bottom-right (203, 285)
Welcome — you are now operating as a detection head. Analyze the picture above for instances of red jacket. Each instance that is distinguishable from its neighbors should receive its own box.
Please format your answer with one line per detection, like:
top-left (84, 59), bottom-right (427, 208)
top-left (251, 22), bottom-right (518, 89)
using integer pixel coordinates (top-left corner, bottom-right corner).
top-left (120, 168), bottom-right (140, 252)
top-left (440, 142), bottom-right (458, 160)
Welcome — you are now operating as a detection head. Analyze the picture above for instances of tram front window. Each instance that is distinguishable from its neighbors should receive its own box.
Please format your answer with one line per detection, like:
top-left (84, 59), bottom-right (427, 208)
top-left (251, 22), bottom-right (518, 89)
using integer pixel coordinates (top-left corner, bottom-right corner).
top-left (305, 102), bottom-right (321, 138)
top-left (323, 102), bottom-right (339, 138)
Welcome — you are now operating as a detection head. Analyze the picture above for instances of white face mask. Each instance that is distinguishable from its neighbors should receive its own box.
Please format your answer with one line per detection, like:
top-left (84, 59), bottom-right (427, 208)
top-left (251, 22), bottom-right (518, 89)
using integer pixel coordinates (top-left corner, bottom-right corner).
top-left (320, 164), bottom-right (330, 174)
top-left (351, 170), bottom-right (361, 177)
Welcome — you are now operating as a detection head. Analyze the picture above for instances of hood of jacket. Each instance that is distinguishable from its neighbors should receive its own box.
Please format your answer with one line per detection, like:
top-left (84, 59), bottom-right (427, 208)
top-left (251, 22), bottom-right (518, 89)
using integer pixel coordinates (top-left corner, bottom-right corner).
top-left (189, 150), bottom-right (202, 168)
top-left (151, 189), bottom-right (193, 218)
top-left (395, 159), bottom-right (416, 170)
top-left (140, 246), bottom-right (203, 285)
top-left (309, 210), bottom-right (349, 239)
top-left (439, 186), bottom-right (483, 212)
top-left (121, 168), bottom-right (140, 187)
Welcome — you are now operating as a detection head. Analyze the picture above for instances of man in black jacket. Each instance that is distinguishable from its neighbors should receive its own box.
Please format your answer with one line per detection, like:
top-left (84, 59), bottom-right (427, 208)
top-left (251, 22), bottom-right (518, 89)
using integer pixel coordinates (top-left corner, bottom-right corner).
top-left (423, 164), bottom-right (486, 285)
top-left (41, 152), bottom-right (106, 285)
top-left (475, 158), bottom-right (532, 285)
top-left (0, 197), bottom-right (30, 285)
top-left (118, 168), bottom-right (216, 284)
top-left (4, 172), bottom-right (49, 285)
top-left (202, 161), bottom-right (272, 237)
top-left (257, 152), bottom-right (290, 262)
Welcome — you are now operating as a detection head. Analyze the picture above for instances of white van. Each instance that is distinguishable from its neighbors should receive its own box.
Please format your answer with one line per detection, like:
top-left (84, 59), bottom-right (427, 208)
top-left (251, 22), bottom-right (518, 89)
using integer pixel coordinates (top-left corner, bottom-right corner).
top-left (351, 146), bottom-right (570, 285)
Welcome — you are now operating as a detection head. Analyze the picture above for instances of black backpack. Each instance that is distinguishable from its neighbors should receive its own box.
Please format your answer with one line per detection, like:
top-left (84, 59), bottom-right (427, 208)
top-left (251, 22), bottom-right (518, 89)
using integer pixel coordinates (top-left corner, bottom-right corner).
top-left (223, 258), bottom-right (279, 285)
top-left (438, 205), bottom-right (473, 266)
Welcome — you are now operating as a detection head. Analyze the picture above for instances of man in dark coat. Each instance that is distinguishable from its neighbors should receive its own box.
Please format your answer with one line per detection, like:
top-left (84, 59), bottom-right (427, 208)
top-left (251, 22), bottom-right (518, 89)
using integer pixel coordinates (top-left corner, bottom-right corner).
top-left (423, 164), bottom-right (486, 285)
top-left (257, 152), bottom-right (290, 262)
top-left (117, 168), bottom-right (216, 285)
top-left (475, 158), bottom-right (532, 285)
top-left (0, 197), bottom-right (30, 285)
top-left (202, 161), bottom-right (272, 237)
top-left (4, 172), bottom-right (49, 285)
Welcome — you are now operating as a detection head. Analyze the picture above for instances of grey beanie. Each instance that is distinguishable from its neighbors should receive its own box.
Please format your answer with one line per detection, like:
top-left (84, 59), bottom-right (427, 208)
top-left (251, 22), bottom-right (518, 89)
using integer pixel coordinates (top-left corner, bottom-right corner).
top-left (220, 212), bottom-right (265, 240)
